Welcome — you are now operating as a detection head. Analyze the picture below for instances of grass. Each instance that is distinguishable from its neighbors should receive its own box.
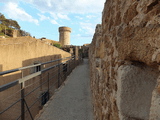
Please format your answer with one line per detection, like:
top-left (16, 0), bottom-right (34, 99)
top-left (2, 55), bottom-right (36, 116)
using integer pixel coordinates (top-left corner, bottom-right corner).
top-left (0, 32), bottom-right (4, 36)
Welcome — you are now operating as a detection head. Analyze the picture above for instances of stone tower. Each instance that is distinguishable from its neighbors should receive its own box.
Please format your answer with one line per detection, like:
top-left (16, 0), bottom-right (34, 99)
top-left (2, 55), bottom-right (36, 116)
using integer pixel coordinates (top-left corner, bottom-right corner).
top-left (59, 26), bottom-right (71, 46)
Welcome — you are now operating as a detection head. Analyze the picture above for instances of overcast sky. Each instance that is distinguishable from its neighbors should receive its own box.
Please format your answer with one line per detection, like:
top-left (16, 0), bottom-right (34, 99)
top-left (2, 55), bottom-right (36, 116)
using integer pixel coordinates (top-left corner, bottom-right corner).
top-left (0, 0), bottom-right (105, 45)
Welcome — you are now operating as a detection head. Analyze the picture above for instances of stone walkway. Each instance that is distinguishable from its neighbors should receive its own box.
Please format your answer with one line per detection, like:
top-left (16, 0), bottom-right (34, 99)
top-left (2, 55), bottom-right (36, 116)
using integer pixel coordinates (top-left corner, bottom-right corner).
top-left (36, 59), bottom-right (94, 120)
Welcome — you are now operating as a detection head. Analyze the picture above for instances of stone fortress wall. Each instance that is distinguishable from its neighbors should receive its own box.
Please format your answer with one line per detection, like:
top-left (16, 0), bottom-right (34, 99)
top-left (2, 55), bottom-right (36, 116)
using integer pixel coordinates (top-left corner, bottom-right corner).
top-left (89, 0), bottom-right (160, 120)
top-left (0, 36), bottom-right (71, 120)
top-left (0, 36), bottom-right (71, 73)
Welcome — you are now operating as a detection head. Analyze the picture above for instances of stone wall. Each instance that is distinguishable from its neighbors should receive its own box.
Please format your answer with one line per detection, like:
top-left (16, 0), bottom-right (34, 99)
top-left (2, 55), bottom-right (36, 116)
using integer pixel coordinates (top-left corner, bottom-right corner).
top-left (89, 0), bottom-right (160, 120)
top-left (0, 36), bottom-right (71, 73)
top-left (82, 44), bottom-right (90, 58)
top-left (13, 30), bottom-right (18, 38)
top-left (0, 36), bottom-right (71, 120)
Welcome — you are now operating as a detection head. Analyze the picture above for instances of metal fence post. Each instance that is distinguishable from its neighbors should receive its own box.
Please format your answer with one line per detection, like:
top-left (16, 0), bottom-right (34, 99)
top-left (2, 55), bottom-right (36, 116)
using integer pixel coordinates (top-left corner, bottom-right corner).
top-left (21, 71), bottom-right (25, 120)
top-left (40, 75), bottom-right (42, 91)
top-left (58, 61), bottom-right (60, 88)
top-left (68, 60), bottom-right (70, 74)
top-left (78, 56), bottom-right (79, 65)
top-left (21, 83), bottom-right (25, 120)
top-left (74, 56), bottom-right (76, 68)
top-left (48, 73), bottom-right (50, 96)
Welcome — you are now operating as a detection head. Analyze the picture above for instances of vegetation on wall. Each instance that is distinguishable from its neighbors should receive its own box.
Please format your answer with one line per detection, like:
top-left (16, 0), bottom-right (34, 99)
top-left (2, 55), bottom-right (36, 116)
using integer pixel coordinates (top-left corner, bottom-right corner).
top-left (0, 13), bottom-right (31, 37)
top-left (53, 43), bottom-right (62, 48)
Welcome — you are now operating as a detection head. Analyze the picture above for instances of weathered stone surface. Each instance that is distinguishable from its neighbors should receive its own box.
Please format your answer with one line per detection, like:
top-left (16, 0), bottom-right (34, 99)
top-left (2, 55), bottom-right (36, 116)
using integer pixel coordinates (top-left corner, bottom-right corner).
top-left (117, 64), bottom-right (159, 120)
top-left (89, 0), bottom-right (160, 120)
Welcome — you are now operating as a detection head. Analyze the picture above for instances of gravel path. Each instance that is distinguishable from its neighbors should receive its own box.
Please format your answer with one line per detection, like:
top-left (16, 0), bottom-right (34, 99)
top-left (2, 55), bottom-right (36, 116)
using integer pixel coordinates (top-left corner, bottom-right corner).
top-left (37, 59), bottom-right (94, 120)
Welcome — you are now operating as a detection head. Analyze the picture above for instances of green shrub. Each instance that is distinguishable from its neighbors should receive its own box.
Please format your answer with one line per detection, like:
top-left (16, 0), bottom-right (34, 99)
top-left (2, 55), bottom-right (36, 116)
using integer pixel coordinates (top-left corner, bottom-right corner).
top-left (0, 32), bottom-right (4, 36)
top-left (53, 43), bottom-right (61, 48)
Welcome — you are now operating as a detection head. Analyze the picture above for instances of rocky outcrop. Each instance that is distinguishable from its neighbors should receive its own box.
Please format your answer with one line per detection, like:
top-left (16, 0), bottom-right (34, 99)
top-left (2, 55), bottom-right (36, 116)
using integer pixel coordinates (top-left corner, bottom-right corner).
top-left (89, 0), bottom-right (160, 120)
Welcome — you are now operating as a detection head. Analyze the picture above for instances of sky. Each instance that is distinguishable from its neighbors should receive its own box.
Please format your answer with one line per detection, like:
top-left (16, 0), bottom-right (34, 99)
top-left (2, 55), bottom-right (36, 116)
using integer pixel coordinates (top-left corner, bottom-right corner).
top-left (0, 0), bottom-right (105, 45)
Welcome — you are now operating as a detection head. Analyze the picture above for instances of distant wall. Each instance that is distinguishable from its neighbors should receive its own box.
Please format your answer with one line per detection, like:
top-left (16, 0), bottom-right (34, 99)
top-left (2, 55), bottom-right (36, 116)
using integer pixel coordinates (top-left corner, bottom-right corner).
top-left (89, 0), bottom-right (160, 120)
top-left (0, 36), bottom-right (71, 85)
top-left (0, 37), bottom-right (70, 68)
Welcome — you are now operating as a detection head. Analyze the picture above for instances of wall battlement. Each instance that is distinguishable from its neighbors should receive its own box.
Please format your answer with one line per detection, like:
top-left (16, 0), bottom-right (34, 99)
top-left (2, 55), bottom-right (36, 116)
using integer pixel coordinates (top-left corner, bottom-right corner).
top-left (59, 27), bottom-right (71, 32)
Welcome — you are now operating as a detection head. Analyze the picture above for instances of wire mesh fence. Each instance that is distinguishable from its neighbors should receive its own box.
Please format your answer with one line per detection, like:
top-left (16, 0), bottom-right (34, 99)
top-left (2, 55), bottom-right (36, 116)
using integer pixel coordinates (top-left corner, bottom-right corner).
top-left (0, 56), bottom-right (83, 120)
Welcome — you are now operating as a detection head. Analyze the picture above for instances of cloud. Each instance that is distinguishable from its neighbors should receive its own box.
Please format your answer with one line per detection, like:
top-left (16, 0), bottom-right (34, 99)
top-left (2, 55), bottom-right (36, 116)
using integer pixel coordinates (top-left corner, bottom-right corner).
top-left (75, 16), bottom-right (83, 20)
top-left (49, 13), bottom-right (58, 20)
top-left (79, 28), bottom-right (82, 32)
top-left (38, 14), bottom-right (50, 21)
top-left (49, 12), bottom-right (70, 21)
top-left (81, 34), bottom-right (93, 37)
top-left (50, 19), bottom-right (59, 25)
top-left (2, 2), bottom-right (39, 25)
top-left (80, 22), bottom-right (95, 35)
top-left (37, 13), bottom-right (61, 26)
top-left (86, 15), bottom-right (96, 19)
top-left (0, 0), bottom-right (18, 3)
top-left (22, 0), bottom-right (105, 14)
top-left (57, 13), bottom-right (70, 20)
top-left (74, 34), bottom-right (92, 38)
top-left (0, 0), bottom-right (104, 26)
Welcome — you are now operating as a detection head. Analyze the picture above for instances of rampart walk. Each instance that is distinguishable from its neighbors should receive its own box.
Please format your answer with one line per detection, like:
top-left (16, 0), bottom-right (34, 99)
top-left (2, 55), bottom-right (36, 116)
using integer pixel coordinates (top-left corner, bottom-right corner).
top-left (36, 59), bottom-right (93, 120)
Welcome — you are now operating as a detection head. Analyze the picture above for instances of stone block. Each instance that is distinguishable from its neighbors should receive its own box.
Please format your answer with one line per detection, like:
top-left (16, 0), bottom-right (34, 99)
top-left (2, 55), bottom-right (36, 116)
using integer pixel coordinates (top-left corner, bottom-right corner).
top-left (117, 64), bottom-right (158, 120)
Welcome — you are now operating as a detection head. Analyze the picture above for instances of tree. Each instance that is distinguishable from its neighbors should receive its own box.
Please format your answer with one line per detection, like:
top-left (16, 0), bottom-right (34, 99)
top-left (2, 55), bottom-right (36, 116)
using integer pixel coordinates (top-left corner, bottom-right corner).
top-left (2, 28), bottom-right (12, 36)
top-left (8, 19), bottom-right (20, 29)
top-left (0, 12), bottom-right (30, 37)
top-left (19, 30), bottom-right (31, 36)
top-left (0, 13), bottom-right (5, 20)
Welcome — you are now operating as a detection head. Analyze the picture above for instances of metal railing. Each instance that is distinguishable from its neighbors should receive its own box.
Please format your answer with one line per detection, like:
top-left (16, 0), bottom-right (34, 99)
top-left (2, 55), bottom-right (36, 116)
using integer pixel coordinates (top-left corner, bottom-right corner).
top-left (0, 56), bottom-right (83, 120)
